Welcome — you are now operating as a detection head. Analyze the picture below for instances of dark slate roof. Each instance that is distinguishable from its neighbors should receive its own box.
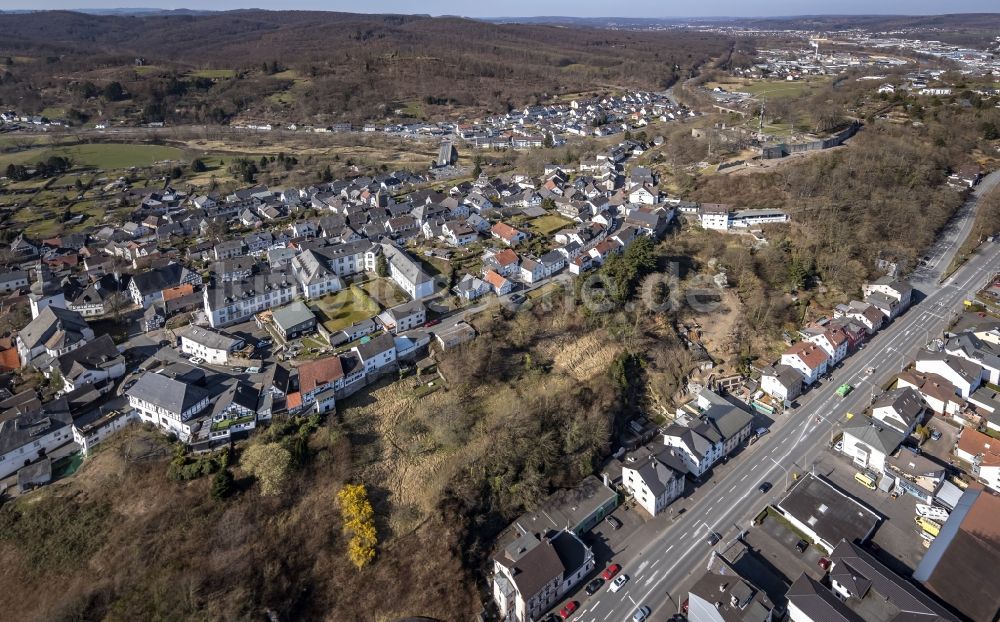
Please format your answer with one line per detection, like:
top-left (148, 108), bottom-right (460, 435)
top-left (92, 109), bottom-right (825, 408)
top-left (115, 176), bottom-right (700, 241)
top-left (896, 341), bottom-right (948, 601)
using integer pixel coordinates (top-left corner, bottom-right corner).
top-left (126, 371), bottom-right (209, 416)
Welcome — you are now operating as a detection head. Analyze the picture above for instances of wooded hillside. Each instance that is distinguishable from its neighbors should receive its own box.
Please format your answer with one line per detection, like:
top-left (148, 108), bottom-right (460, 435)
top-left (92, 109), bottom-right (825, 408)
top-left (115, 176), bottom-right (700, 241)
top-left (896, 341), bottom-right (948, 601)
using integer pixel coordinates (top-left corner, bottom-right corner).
top-left (0, 11), bottom-right (730, 124)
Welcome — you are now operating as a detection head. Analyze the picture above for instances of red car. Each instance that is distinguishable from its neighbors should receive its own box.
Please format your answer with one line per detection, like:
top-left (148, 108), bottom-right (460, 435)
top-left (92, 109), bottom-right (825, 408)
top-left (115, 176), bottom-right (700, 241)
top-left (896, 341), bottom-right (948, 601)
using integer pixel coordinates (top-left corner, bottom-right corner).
top-left (601, 563), bottom-right (621, 581)
top-left (559, 601), bottom-right (578, 619)
top-left (818, 557), bottom-right (832, 570)
top-left (423, 319), bottom-right (441, 328)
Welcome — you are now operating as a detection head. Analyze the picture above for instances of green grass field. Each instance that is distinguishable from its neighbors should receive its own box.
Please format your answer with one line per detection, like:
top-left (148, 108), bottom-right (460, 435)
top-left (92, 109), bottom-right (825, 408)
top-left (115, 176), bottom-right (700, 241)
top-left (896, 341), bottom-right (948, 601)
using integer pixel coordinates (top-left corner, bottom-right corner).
top-left (188, 68), bottom-right (236, 79)
top-left (0, 143), bottom-right (185, 170)
top-left (309, 286), bottom-right (381, 333)
top-left (527, 214), bottom-right (573, 236)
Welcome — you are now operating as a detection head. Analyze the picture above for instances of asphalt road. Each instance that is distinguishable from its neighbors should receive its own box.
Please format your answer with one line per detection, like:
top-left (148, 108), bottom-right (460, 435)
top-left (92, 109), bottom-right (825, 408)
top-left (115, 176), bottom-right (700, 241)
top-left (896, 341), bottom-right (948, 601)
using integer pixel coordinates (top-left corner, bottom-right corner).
top-left (570, 250), bottom-right (1000, 620)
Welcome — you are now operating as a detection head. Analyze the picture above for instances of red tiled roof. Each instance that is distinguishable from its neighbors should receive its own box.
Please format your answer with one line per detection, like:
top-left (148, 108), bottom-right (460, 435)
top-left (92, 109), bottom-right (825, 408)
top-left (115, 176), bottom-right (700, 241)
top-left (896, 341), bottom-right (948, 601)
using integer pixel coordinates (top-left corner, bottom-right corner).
top-left (286, 392), bottom-right (302, 410)
top-left (957, 428), bottom-right (1000, 467)
top-left (483, 270), bottom-right (508, 290)
top-left (298, 356), bottom-right (345, 393)
top-left (494, 249), bottom-right (519, 266)
top-left (162, 283), bottom-right (194, 302)
top-left (0, 347), bottom-right (19, 371)
top-left (785, 341), bottom-right (829, 370)
top-left (491, 222), bottom-right (523, 241)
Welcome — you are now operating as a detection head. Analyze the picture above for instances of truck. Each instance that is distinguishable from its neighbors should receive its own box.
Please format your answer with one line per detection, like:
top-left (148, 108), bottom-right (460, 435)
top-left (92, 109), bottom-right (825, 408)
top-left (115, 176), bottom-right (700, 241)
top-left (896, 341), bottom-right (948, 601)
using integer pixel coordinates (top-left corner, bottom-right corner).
top-left (836, 383), bottom-right (853, 397)
top-left (915, 516), bottom-right (942, 537)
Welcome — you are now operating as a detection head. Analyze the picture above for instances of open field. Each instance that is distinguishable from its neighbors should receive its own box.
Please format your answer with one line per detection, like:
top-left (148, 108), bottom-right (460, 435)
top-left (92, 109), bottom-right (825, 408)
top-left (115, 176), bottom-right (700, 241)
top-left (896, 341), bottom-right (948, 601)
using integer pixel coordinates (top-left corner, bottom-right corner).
top-left (704, 77), bottom-right (831, 101)
top-left (309, 286), bottom-right (381, 333)
top-left (526, 213), bottom-right (573, 236)
top-left (188, 68), bottom-right (236, 79)
top-left (0, 143), bottom-right (185, 170)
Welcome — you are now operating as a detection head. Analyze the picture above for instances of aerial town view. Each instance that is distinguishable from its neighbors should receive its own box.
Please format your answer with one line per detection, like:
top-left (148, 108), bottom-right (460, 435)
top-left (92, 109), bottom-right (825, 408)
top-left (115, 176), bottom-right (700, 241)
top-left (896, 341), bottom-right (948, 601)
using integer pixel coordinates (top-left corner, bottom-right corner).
top-left (1, 1), bottom-right (1000, 621)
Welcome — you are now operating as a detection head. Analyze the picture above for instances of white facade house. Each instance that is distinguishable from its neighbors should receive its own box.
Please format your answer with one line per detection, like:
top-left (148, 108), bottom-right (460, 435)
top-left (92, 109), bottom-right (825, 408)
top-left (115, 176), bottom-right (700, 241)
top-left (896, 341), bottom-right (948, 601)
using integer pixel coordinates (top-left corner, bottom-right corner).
top-left (126, 372), bottom-right (211, 441)
top-left (760, 364), bottom-right (803, 403)
top-left (376, 300), bottom-right (426, 334)
top-left (351, 333), bottom-right (398, 375)
top-left (176, 325), bottom-right (244, 366)
top-left (0, 402), bottom-right (75, 479)
top-left (699, 204), bottom-right (731, 230)
top-left (621, 446), bottom-right (685, 516)
top-left (806, 328), bottom-right (849, 366)
top-left (72, 409), bottom-right (136, 454)
top-left (204, 273), bottom-right (297, 328)
top-left (780, 341), bottom-right (830, 386)
top-left (382, 243), bottom-right (436, 300)
top-left (915, 352), bottom-right (984, 399)
top-left (841, 417), bottom-right (904, 473)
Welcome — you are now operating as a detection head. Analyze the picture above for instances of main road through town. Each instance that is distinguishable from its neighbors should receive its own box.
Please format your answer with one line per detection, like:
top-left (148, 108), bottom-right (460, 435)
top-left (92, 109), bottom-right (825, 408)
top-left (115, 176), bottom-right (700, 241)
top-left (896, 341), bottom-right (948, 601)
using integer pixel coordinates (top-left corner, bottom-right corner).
top-left (572, 199), bottom-right (1000, 621)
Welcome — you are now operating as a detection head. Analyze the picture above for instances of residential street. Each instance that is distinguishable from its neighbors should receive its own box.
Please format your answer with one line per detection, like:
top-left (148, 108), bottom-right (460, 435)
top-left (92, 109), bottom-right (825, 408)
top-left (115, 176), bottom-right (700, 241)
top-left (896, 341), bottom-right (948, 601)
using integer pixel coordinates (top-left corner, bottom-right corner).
top-left (567, 239), bottom-right (1000, 621)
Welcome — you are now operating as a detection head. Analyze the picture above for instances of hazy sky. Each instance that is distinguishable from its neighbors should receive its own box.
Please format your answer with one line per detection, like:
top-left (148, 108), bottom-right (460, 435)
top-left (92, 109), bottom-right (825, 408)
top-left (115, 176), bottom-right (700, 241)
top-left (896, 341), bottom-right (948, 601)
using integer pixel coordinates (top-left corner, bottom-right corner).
top-left (3, 0), bottom-right (999, 17)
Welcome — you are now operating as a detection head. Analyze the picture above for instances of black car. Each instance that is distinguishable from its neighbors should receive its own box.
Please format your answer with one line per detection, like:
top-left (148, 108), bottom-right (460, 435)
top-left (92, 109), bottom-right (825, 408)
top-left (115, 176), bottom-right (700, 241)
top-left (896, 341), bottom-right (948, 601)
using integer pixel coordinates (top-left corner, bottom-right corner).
top-left (585, 578), bottom-right (604, 595)
top-left (605, 515), bottom-right (622, 530)
top-left (509, 293), bottom-right (526, 304)
top-left (795, 539), bottom-right (808, 553)
top-left (758, 481), bottom-right (772, 494)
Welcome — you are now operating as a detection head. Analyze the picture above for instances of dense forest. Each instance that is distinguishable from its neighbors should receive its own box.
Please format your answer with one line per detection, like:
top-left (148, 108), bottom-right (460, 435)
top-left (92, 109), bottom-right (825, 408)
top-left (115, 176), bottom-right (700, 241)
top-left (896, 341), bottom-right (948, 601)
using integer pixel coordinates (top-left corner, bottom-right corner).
top-left (0, 10), bottom-right (730, 124)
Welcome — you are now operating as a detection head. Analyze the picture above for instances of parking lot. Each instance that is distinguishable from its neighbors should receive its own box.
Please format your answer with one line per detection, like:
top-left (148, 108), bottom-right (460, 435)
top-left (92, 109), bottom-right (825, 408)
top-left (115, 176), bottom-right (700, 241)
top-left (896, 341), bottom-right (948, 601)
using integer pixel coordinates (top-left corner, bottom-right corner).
top-left (811, 451), bottom-right (929, 574)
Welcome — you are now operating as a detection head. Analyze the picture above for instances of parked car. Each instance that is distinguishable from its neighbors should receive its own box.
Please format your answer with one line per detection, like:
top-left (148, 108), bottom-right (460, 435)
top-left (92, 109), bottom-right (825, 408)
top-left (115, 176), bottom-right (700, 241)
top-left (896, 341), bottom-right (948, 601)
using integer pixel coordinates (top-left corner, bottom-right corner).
top-left (755, 427), bottom-right (769, 437)
top-left (631, 606), bottom-right (651, 622)
top-left (706, 532), bottom-right (721, 545)
top-left (584, 578), bottom-right (603, 595)
top-left (423, 318), bottom-right (441, 328)
top-left (257, 338), bottom-right (272, 348)
top-left (232, 367), bottom-right (246, 374)
top-left (558, 601), bottom-right (577, 619)
top-left (605, 515), bottom-right (622, 530)
top-left (834, 440), bottom-right (844, 452)
top-left (610, 575), bottom-right (628, 593)
top-left (930, 428), bottom-right (942, 441)
top-left (795, 539), bottom-right (808, 553)
top-left (246, 366), bottom-right (262, 374)
top-left (758, 481), bottom-right (772, 494)
top-left (600, 564), bottom-right (621, 580)
top-left (508, 293), bottom-right (526, 305)
top-left (190, 356), bottom-right (205, 365)
top-left (818, 557), bottom-right (831, 570)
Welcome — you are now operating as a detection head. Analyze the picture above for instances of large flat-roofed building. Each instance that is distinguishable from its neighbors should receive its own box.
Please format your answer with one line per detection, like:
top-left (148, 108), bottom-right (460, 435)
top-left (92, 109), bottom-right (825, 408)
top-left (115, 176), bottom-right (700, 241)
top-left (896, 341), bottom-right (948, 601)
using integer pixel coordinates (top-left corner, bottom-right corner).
top-left (773, 474), bottom-right (881, 553)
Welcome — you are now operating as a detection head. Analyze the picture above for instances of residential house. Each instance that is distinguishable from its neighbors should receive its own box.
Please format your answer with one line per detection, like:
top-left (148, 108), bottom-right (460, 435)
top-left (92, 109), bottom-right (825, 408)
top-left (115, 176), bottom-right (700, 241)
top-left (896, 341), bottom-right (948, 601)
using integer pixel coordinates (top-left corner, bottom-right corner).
top-left (491, 222), bottom-right (530, 247)
top-left (699, 203), bottom-right (731, 230)
top-left (484, 270), bottom-right (514, 296)
top-left (519, 258), bottom-right (545, 284)
top-left (760, 364), bottom-right (803, 403)
top-left (291, 249), bottom-right (344, 299)
top-left (954, 427), bottom-right (1000, 491)
top-left (0, 270), bottom-right (29, 294)
top-left (485, 248), bottom-right (520, 277)
top-left (128, 263), bottom-right (200, 308)
top-left (863, 277), bottom-right (912, 319)
top-left (297, 356), bottom-right (344, 413)
top-left (453, 273), bottom-right (490, 301)
top-left (207, 380), bottom-right (267, 439)
top-left (16, 306), bottom-right (95, 368)
top-left (780, 341), bottom-right (830, 386)
top-left (51, 334), bottom-right (125, 394)
top-left (382, 243), bottom-right (436, 300)
top-left (538, 250), bottom-right (566, 277)
top-left (834, 301), bottom-right (884, 334)
top-left (896, 370), bottom-right (964, 417)
top-left (377, 300), bottom-right (427, 334)
top-left (944, 332), bottom-right (1000, 385)
top-left (270, 301), bottom-right (317, 340)
top-left (0, 397), bottom-right (74, 479)
top-left (126, 371), bottom-right (211, 441)
top-left (871, 387), bottom-right (925, 436)
top-left (806, 327), bottom-right (849, 365)
top-left (621, 444), bottom-right (686, 516)
top-left (204, 273), bottom-right (297, 328)
top-left (351, 332), bottom-right (397, 375)
top-left (492, 528), bottom-right (595, 622)
top-left (915, 352), bottom-right (984, 398)
top-left (664, 390), bottom-right (753, 478)
top-left (176, 324), bottom-right (244, 365)
top-left (841, 416), bottom-right (904, 472)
